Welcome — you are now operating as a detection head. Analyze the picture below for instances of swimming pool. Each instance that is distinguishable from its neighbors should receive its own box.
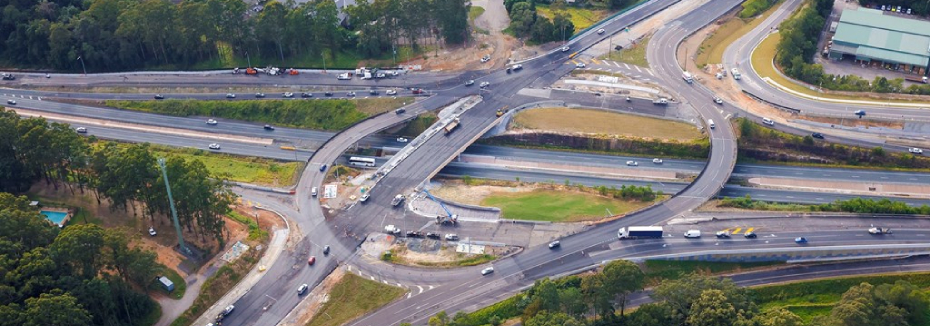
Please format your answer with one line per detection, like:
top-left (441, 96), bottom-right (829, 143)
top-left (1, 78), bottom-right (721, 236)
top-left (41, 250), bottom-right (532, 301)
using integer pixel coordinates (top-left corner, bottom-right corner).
top-left (40, 210), bottom-right (68, 227)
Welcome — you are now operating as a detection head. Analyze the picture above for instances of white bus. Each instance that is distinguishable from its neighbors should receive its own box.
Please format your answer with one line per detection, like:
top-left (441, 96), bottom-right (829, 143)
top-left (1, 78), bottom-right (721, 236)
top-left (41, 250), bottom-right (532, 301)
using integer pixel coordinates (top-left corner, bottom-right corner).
top-left (348, 156), bottom-right (376, 167)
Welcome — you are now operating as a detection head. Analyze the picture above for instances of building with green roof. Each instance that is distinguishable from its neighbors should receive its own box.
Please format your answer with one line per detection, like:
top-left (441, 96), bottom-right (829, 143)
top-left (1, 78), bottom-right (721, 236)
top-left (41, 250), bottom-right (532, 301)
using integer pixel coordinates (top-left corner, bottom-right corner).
top-left (829, 7), bottom-right (930, 76)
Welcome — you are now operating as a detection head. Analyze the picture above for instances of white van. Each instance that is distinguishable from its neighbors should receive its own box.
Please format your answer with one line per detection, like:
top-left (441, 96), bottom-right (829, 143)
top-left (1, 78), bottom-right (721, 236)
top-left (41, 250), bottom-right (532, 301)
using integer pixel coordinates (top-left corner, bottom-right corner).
top-left (762, 117), bottom-right (774, 126)
top-left (684, 230), bottom-right (702, 238)
top-left (708, 119), bottom-right (716, 129)
top-left (311, 187), bottom-right (318, 197)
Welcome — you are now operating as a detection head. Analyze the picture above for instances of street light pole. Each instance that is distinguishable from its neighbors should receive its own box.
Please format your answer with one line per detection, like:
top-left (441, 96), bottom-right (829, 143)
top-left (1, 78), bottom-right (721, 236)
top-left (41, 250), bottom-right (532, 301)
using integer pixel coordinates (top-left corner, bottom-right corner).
top-left (246, 52), bottom-right (252, 68)
top-left (322, 51), bottom-right (327, 73)
top-left (76, 56), bottom-right (86, 76)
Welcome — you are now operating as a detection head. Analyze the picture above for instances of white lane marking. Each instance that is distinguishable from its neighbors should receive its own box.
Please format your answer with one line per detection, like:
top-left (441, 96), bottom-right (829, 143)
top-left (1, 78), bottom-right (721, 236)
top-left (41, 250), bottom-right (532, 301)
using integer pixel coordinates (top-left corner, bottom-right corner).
top-left (407, 292), bottom-right (412, 299)
top-left (370, 276), bottom-right (376, 281)
top-left (634, 66), bottom-right (642, 73)
top-left (417, 285), bottom-right (424, 294)
top-left (382, 280), bottom-right (389, 284)
top-left (428, 285), bottom-right (435, 290)
top-left (646, 69), bottom-right (654, 76)
top-left (624, 63), bottom-right (630, 69)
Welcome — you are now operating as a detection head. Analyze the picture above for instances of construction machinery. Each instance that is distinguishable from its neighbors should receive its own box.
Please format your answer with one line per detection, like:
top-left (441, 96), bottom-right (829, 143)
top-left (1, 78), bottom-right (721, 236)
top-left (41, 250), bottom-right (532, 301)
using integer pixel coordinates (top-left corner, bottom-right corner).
top-left (423, 189), bottom-right (458, 224)
top-left (245, 68), bottom-right (257, 75)
top-left (444, 118), bottom-right (460, 134)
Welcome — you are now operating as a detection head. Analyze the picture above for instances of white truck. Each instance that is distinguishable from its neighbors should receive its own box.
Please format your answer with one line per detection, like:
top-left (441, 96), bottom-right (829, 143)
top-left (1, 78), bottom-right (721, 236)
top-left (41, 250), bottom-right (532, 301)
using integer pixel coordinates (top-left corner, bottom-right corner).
top-left (384, 225), bottom-right (400, 234)
top-left (731, 68), bottom-right (741, 80)
top-left (337, 73), bottom-right (351, 80)
top-left (391, 194), bottom-right (405, 207)
top-left (652, 98), bottom-right (669, 105)
top-left (682, 72), bottom-right (694, 84)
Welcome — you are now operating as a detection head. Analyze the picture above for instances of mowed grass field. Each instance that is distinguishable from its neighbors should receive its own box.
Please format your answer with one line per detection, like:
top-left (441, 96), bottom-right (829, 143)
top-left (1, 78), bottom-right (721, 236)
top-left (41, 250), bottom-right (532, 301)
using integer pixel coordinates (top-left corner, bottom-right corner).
top-left (536, 5), bottom-right (608, 35)
top-left (306, 273), bottom-right (406, 326)
top-left (695, 2), bottom-right (781, 67)
top-left (602, 35), bottom-right (650, 67)
top-left (481, 189), bottom-right (653, 222)
top-left (150, 148), bottom-right (301, 186)
top-left (513, 107), bottom-right (702, 141)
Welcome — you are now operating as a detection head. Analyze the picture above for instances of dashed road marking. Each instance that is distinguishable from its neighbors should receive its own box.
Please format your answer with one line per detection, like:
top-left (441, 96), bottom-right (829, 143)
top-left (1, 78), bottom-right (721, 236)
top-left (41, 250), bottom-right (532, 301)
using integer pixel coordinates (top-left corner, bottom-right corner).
top-left (624, 63), bottom-right (630, 69)
top-left (417, 285), bottom-right (424, 294)
top-left (646, 69), bottom-right (654, 76)
top-left (746, 227), bottom-right (755, 234)
top-left (590, 58), bottom-right (601, 65)
top-left (634, 65), bottom-right (642, 73)
top-left (732, 227), bottom-right (742, 234)
top-left (612, 61), bottom-right (621, 67)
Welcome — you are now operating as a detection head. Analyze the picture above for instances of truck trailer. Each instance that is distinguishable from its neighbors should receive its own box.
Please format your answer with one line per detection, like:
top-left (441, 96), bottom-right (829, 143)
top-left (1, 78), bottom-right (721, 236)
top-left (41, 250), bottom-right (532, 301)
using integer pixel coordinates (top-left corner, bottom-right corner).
top-left (444, 118), bottom-right (461, 134)
top-left (905, 75), bottom-right (928, 84)
top-left (618, 226), bottom-right (664, 239)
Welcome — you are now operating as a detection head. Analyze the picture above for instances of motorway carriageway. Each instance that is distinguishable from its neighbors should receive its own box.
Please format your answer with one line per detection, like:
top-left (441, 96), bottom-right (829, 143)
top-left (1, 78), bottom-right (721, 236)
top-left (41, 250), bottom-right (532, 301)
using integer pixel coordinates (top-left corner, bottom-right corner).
top-left (50, 117), bottom-right (930, 206)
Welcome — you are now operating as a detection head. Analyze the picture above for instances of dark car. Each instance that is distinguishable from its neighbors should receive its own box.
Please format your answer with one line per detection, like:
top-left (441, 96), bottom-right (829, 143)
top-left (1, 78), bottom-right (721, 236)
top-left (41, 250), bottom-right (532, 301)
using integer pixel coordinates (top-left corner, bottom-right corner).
top-left (154, 94), bottom-right (164, 99)
top-left (308, 256), bottom-right (316, 265)
top-left (369, 89), bottom-right (379, 95)
top-left (255, 93), bottom-right (266, 98)
top-left (263, 124), bottom-right (275, 131)
top-left (744, 232), bottom-right (757, 239)
top-left (301, 92), bottom-right (313, 98)
top-left (324, 91), bottom-right (334, 96)
top-left (795, 237), bottom-right (808, 244)
top-left (411, 89), bottom-right (423, 94)
top-left (323, 245), bottom-right (330, 255)
top-left (406, 231), bottom-right (423, 238)
top-left (426, 232), bottom-right (441, 239)
top-left (319, 164), bottom-right (327, 172)
top-left (811, 132), bottom-right (825, 139)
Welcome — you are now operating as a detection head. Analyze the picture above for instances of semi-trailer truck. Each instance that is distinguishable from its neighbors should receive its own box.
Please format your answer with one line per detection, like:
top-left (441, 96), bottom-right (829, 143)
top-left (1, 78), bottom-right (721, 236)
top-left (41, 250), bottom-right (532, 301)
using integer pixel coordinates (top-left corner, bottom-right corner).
top-left (905, 75), bottom-right (928, 84)
top-left (444, 118), bottom-right (461, 134)
top-left (618, 226), bottom-right (664, 239)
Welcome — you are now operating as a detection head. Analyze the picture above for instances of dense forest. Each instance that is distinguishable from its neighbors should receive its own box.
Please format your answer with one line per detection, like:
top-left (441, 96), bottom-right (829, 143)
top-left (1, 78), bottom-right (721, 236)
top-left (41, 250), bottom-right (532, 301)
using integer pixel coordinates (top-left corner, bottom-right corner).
top-left (0, 0), bottom-right (469, 70)
top-left (0, 108), bottom-right (234, 245)
top-left (0, 193), bottom-right (161, 326)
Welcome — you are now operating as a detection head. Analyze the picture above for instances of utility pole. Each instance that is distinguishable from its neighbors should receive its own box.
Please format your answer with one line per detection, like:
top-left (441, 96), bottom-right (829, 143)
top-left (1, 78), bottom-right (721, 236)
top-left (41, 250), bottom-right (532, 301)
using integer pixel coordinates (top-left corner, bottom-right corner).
top-left (392, 44), bottom-right (397, 67)
top-left (157, 158), bottom-right (189, 255)
top-left (322, 51), bottom-right (327, 73)
top-left (246, 52), bottom-right (252, 68)
top-left (76, 56), bottom-right (86, 76)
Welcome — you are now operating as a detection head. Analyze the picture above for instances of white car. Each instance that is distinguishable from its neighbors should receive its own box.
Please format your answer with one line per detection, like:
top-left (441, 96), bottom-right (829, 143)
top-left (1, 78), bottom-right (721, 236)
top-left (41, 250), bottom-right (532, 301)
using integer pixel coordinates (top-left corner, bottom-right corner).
top-left (346, 92), bottom-right (356, 97)
top-left (148, 227), bottom-right (157, 236)
top-left (206, 119), bottom-right (218, 125)
top-left (652, 158), bottom-right (663, 164)
top-left (597, 28), bottom-right (606, 34)
top-left (575, 62), bottom-right (586, 68)
top-left (560, 46), bottom-right (570, 52)
top-left (480, 81), bottom-right (490, 88)
top-left (386, 89), bottom-right (397, 95)
top-left (225, 93), bottom-right (236, 98)
top-left (909, 148), bottom-right (924, 154)
top-left (626, 161), bottom-right (638, 166)
top-left (337, 74), bottom-right (351, 80)
top-left (713, 96), bottom-right (723, 104)
top-left (465, 80), bottom-right (475, 86)
top-left (480, 55), bottom-right (491, 63)
top-left (359, 193), bottom-right (370, 202)
top-left (397, 137), bottom-right (409, 143)
top-left (75, 127), bottom-right (88, 133)
top-left (511, 64), bottom-right (523, 71)
top-left (481, 267), bottom-right (494, 275)
top-left (283, 92), bottom-right (294, 98)
top-left (762, 117), bottom-right (775, 126)
top-left (297, 283), bottom-right (309, 295)
top-left (208, 143), bottom-right (221, 150)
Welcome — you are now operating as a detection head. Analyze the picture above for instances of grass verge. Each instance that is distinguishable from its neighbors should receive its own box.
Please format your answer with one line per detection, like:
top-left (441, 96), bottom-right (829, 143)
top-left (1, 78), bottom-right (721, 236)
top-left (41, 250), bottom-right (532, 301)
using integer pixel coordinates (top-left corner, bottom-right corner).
top-left (602, 36), bottom-right (650, 67)
top-left (752, 272), bottom-right (930, 309)
top-left (695, 2), bottom-right (780, 67)
top-left (306, 273), bottom-right (406, 326)
top-left (469, 6), bottom-right (485, 22)
top-left (643, 260), bottom-right (784, 285)
top-left (148, 146), bottom-right (301, 186)
top-left (750, 33), bottom-right (928, 104)
top-left (383, 246), bottom-right (497, 268)
top-left (537, 5), bottom-right (608, 35)
top-left (227, 211), bottom-right (270, 241)
top-left (170, 248), bottom-right (264, 326)
top-left (480, 189), bottom-right (654, 222)
top-left (513, 107), bottom-right (703, 141)
top-left (155, 265), bottom-right (188, 300)
top-left (393, 112), bottom-right (437, 136)
top-left (105, 97), bottom-right (413, 131)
